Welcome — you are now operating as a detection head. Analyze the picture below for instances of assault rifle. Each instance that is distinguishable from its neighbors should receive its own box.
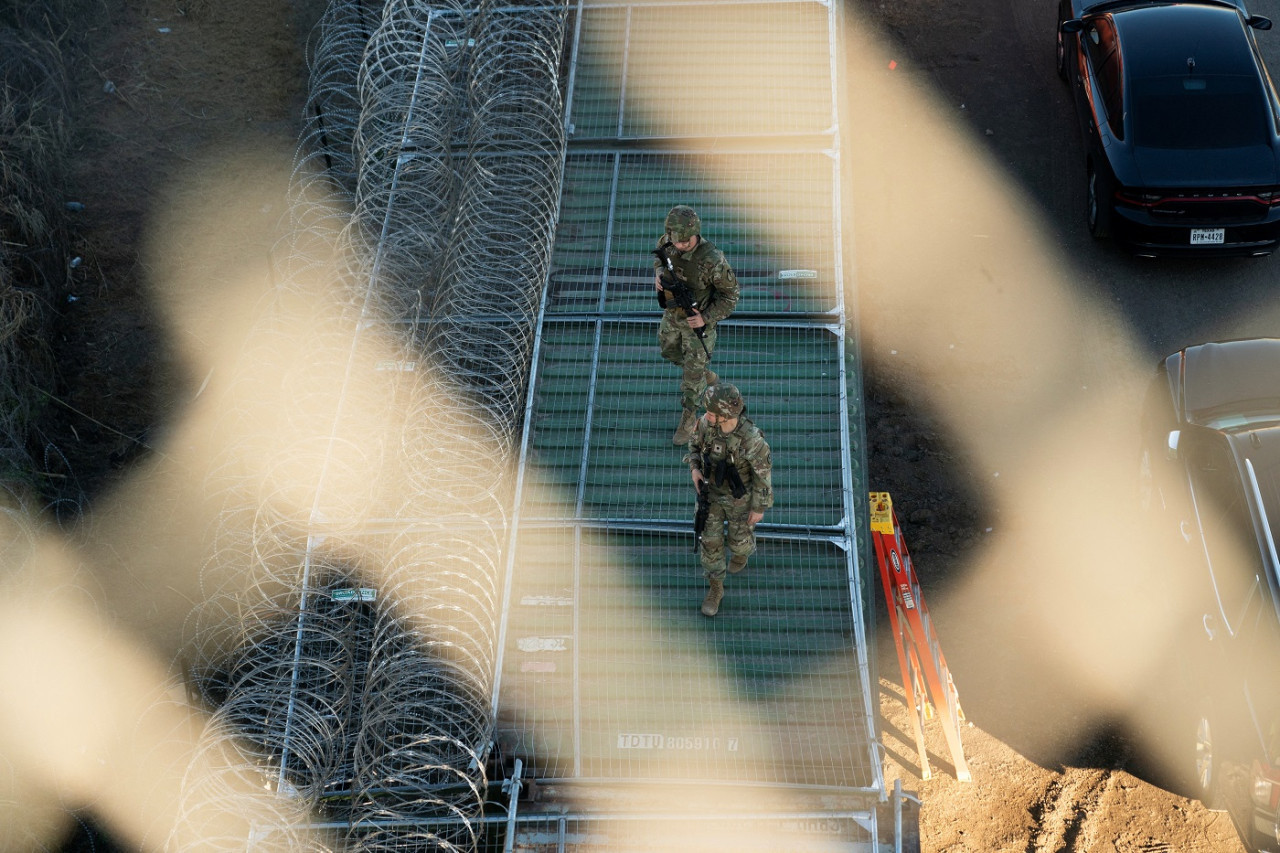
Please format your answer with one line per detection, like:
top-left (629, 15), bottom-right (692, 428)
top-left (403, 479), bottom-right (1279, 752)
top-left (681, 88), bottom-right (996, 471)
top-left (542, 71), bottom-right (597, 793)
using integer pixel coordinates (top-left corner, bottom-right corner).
top-left (693, 480), bottom-right (710, 553)
top-left (703, 453), bottom-right (748, 500)
top-left (652, 242), bottom-right (711, 358)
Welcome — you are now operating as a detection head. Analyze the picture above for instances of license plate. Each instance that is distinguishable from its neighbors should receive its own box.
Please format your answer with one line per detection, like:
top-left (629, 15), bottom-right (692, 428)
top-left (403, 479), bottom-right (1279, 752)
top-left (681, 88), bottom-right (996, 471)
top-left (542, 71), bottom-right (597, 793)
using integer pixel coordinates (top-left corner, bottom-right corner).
top-left (1190, 228), bottom-right (1225, 245)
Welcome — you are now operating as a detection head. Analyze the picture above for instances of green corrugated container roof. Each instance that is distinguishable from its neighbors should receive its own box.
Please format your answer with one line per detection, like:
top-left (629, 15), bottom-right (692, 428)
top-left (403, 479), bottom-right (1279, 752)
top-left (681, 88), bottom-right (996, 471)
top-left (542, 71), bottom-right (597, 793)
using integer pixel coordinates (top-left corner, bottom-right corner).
top-left (494, 0), bottom-right (884, 844)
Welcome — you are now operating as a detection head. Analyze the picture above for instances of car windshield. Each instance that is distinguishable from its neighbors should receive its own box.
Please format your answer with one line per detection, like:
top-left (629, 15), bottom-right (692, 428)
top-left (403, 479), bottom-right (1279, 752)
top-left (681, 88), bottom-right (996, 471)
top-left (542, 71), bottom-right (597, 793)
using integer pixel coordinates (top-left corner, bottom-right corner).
top-left (1131, 74), bottom-right (1269, 148)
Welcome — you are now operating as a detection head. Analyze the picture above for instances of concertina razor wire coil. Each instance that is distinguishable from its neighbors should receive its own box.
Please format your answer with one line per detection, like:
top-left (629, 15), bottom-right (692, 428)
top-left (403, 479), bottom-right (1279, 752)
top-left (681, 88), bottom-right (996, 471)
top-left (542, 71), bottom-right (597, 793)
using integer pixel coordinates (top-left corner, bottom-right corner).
top-left (173, 0), bottom-right (570, 849)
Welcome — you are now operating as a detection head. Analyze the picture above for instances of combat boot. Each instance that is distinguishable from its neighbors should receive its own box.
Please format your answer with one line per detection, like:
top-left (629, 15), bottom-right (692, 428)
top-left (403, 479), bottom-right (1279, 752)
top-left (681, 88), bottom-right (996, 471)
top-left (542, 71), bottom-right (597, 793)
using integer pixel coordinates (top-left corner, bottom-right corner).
top-left (700, 577), bottom-right (724, 617)
top-left (672, 408), bottom-right (696, 445)
top-left (728, 554), bottom-right (748, 574)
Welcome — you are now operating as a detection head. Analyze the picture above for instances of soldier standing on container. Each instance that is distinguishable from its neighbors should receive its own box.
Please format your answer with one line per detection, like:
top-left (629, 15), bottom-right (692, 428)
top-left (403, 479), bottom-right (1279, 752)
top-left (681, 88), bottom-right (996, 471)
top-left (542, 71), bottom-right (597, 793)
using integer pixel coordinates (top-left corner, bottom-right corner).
top-left (684, 383), bottom-right (773, 617)
top-left (653, 204), bottom-right (740, 445)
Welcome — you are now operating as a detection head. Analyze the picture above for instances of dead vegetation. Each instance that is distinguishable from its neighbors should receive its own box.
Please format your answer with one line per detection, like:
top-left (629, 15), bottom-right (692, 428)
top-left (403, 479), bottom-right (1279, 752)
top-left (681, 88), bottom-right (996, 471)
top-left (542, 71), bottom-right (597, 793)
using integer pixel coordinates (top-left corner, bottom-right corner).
top-left (0, 2), bottom-right (78, 509)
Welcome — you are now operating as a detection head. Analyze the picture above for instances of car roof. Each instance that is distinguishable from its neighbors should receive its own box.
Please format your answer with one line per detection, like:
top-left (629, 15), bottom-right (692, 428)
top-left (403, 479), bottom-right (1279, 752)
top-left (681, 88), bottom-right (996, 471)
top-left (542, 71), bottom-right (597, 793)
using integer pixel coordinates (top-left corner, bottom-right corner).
top-left (1181, 338), bottom-right (1280, 426)
top-left (1114, 3), bottom-right (1255, 77)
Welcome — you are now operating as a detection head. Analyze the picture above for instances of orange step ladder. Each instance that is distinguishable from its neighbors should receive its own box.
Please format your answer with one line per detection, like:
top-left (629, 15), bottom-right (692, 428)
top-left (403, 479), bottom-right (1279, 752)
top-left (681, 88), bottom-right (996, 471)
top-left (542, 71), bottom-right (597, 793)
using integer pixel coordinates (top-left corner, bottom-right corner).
top-left (869, 491), bottom-right (971, 782)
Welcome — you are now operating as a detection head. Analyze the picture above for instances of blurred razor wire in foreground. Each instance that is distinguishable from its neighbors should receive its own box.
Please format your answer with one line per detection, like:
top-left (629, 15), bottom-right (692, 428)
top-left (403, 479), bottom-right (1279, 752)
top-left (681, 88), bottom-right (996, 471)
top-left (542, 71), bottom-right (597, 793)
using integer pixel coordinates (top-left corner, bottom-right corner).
top-left (3, 0), bottom-right (1159, 847)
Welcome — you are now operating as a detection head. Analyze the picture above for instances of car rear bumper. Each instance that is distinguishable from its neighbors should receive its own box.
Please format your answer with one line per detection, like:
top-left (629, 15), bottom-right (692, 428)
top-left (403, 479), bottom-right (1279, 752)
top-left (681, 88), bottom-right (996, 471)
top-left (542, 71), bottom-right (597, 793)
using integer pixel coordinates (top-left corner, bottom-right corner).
top-left (1113, 209), bottom-right (1280, 257)
top-left (1248, 809), bottom-right (1280, 853)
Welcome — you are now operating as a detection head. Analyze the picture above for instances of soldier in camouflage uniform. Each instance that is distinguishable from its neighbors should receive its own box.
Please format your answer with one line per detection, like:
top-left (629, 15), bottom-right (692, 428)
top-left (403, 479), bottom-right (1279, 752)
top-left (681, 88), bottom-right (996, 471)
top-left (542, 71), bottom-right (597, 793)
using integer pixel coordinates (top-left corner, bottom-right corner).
top-left (653, 205), bottom-right (740, 445)
top-left (683, 383), bottom-right (773, 617)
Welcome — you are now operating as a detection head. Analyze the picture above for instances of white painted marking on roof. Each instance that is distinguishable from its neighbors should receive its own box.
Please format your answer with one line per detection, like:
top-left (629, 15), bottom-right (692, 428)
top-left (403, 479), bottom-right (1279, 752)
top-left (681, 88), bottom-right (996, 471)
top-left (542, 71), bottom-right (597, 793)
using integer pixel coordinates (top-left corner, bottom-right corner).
top-left (520, 595), bottom-right (573, 606)
top-left (517, 637), bottom-right (567, 652)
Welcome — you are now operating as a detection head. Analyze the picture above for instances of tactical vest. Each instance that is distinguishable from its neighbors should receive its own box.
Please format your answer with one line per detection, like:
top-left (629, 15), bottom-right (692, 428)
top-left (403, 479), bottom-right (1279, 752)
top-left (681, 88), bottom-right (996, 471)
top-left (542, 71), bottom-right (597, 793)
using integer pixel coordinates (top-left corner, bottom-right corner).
top-left (699, 417), bottom-right (762, 496)
top-left (666, 240), bottom-right (725, 313)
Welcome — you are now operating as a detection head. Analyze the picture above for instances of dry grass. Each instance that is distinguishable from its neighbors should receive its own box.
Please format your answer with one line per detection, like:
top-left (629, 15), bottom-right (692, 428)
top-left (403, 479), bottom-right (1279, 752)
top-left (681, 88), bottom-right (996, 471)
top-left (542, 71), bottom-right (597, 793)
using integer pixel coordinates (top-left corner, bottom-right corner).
top-left (0, 2), bottom-right (81, 502)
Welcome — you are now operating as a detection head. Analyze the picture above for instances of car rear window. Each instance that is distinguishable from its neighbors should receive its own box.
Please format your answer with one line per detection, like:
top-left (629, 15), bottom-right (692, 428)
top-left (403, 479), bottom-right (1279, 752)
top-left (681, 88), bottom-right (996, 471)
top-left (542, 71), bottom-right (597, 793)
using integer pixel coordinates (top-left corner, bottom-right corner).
top-left (1131, 74), bottom-right (1269, 148)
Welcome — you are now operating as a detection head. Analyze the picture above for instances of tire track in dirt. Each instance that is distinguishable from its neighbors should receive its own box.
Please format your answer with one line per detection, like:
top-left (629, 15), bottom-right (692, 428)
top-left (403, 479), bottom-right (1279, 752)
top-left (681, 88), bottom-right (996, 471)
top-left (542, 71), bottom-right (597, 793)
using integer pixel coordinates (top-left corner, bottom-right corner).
top-left (1026, 768), bottom-right (1117, 852)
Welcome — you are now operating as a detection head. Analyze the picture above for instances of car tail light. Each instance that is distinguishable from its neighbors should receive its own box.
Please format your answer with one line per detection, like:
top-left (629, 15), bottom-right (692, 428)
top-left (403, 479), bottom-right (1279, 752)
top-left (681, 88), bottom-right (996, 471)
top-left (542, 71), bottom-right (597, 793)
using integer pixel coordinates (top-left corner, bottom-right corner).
top-left (1116, 189), bottom-right (1164, 206)
top-left (1251, 758), bottom-right (1280, 810)
top-left (1117, 187), bottom-right (1280, 208)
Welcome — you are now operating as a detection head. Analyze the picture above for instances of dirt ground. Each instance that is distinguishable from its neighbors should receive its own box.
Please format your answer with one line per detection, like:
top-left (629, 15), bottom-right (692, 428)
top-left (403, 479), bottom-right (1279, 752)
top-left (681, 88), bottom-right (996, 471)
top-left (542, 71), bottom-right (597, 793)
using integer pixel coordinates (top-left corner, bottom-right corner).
top-left (864, 370), bottom-right (1246, 853)
top-left (43, 0), bottom-right (313, 508)
top-left (50, 0), bottom-right (1248, 851)
top-left (849, 0), bottom-right (1253, 848)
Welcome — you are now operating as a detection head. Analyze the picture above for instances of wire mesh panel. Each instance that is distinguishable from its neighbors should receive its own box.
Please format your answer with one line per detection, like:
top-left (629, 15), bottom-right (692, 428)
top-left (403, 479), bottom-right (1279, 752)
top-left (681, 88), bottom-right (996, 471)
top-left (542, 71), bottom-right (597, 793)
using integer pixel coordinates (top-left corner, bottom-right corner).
top-left (492, 0), bottom-right (885, 844)
top-left (567, 0), bottom-right (837, 140)
top-left (498, 527), bottom-right (876, 788)
top-left (507, 812), bottom-right (878, 852)
top-left (548, 151), bottom-right (840, 316)
top-left (566, 5), bottom-right (626, 139)
top-left (521, 319), bottom-right (846, 525)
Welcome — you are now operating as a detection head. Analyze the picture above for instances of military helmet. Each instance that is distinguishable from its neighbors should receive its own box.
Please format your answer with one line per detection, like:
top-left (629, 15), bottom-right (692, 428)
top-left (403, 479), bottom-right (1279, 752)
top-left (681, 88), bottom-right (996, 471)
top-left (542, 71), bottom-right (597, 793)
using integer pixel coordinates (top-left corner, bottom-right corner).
top-left (703, 383), bottom-right (744, 418)
top-left (664, 205), bottom-right (701, 241)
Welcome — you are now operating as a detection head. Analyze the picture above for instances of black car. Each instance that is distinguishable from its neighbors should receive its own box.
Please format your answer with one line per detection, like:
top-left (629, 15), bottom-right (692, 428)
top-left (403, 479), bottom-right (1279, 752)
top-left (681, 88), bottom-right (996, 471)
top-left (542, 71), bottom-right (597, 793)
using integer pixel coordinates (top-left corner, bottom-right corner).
top-left (1057, 0), bottom-right (1280, 256)
top-left (1140, 338), bottom-right (1280, 852)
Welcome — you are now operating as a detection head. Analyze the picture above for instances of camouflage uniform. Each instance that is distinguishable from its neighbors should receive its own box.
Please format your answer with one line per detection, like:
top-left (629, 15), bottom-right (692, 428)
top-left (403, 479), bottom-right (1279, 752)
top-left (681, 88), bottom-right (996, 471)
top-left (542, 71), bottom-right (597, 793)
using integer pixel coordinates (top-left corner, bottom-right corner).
top-left (683, 388), bottom-right (773, 584)
top-left (654, 206), bottom-right (740, 421)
